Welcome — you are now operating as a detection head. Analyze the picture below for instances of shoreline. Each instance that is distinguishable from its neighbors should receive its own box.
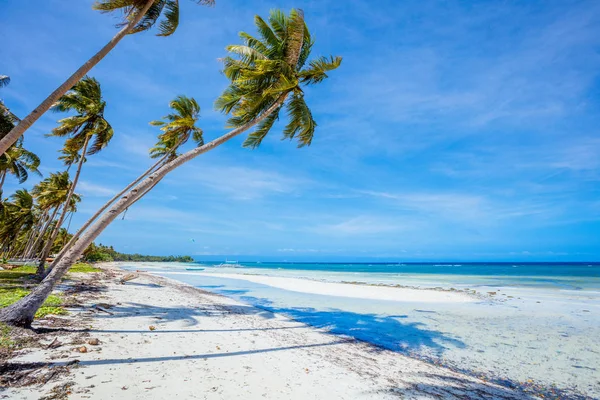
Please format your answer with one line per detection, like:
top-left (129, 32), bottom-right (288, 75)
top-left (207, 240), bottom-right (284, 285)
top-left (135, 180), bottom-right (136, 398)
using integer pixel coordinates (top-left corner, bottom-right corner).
top-left (195, 272), bottom-right (478, 303)
top-left (2, 261), bottom-right (542, 399)
top-left (129, 261), bottom-right (600, 399)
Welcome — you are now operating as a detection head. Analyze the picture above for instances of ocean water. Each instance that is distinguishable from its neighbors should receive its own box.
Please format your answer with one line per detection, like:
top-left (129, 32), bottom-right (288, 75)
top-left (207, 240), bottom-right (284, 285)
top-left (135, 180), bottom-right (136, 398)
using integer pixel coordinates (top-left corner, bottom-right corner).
top-left (203, 261), bottom-right (600, 278)
top-left (122, 261), bottom-right (600, 398)
top-left (195, 261), bottom-right (600, 291)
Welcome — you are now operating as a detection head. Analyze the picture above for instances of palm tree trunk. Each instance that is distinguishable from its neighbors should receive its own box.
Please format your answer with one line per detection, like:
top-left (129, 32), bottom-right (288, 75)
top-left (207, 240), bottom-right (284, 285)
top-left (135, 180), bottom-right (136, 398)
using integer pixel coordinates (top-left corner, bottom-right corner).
top-left (27, 206), bottom-right (60, 259)
top-left (0, 95), bottom-right (287, 327)
top-left (23, 210), bottom-right (48, 258)
top-left (0, 171), bottom-right (6, 192)
top-left (37, 135), bottom-right (90, 275)
top-left (20, 224), bottom-right (38, 259)
top-left (51, 154), bottom-right (170, 267)
top-left (0, 0), bottom-right (155, 157)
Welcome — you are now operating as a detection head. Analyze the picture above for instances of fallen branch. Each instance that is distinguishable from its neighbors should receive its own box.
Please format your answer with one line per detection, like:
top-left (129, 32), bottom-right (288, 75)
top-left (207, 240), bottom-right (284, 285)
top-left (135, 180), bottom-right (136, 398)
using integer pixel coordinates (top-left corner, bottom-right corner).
top-left (119, 273), bottom-right (139, 284)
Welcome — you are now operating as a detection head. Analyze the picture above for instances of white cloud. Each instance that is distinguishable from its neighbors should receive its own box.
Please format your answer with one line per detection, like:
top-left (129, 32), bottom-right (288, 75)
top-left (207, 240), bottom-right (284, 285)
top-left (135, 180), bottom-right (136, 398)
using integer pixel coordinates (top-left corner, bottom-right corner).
top-left (171, 164), bottom-right (311, 200)
top-left (78, 181), bottom-right (117, 197)
top-left (311, 216), bottom-right (406, 236)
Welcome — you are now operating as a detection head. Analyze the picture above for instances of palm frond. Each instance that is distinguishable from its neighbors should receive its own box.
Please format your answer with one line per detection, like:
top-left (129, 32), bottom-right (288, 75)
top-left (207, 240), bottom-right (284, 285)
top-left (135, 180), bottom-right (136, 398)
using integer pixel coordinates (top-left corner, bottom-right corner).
top-left (0, 75), bottom-right (10, 88)
top-left (283, 92), bottom-right (316, 147)
top-left (299, 56), bottom-right (342, 84)
top-left (94, 0), bottom-right (213, 35)
top-left (268, 10), bottom-right (288, 40)
top-left (243, 106), bottom-right (282, 149)
top-left (157, 0), bottom-right (179, 36)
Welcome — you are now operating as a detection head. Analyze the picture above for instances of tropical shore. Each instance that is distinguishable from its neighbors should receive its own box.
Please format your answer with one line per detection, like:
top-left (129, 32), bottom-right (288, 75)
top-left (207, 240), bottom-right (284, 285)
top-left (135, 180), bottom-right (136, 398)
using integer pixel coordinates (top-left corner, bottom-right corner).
top-left (129, 262), bottom-right (600, 399)
top-left (2, 262), bottom-right (534, 399)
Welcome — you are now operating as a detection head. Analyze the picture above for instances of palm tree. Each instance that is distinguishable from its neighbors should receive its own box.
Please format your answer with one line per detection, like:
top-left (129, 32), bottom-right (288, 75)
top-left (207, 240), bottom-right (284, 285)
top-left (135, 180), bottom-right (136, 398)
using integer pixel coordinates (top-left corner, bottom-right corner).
top-left (0, 144), bottom-right (41, 191)
top-left (36, 77), bottom-right (113, 274)
top-left (50, 95), bottom-right (202, 268)
top-left (25, 172), bottom-right (80, 264)
top-left (58, 144), bottom-right (83, 172)
top-left (0, 190), bottom-right (35, 258)
top-left (0, 9), bottom-right (341, 327)
top-left (0, 0), bottom-right (215, 156)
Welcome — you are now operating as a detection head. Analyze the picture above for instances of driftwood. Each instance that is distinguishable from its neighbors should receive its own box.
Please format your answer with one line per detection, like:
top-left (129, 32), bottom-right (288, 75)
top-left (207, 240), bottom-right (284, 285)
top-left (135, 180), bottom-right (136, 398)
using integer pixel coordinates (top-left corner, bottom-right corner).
top-left (92, 305), bottom-right (113, 315)
top-left (46, 338), bottom-right (62, 349)
top-left (118, 273), bottom-right (139, 284)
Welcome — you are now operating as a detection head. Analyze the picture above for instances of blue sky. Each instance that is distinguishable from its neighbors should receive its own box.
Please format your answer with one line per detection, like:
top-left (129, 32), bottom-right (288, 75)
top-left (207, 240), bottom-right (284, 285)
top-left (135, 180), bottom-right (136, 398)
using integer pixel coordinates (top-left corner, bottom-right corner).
top-left (1, 0), bottom-right (600, 261)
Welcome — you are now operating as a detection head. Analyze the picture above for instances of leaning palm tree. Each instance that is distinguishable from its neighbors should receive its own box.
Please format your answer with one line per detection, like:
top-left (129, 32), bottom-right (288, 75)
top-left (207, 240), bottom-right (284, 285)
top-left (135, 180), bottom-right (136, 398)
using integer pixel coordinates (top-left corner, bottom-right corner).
top-left (36, 77), bottom-right (113, 274)
top-left (0, 144), bottom-right (41, 191)
top-left (51, 95), bottom-right (203, 268)
top-left (0, 0), bottom-right (215, 156)
top-left (0, 9), bottom-right (341, 327)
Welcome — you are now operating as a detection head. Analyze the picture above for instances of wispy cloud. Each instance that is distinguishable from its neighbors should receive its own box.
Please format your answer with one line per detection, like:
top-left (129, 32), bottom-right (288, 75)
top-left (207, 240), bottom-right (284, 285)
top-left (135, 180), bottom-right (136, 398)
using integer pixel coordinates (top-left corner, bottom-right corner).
top-left (310, 215), bottom-right (407, 236)
top-left (170, 164), bottom-right (311, 200)
top-left (78, 181), bottom-right (117, 198)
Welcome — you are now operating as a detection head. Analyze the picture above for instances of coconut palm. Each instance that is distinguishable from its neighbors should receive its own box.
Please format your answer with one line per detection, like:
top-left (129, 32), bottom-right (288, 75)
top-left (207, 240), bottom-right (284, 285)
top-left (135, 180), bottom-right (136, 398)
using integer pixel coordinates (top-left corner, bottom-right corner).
top-left (0, 0), bottom-right (215, 156)
top-left (0, 145), bottom-right (41, 191)
top-left (25, 172), bottom-right (80, 264)
top-left (0, 9), bottom-right (341, 327)
top-left (36, 77), bottom-right (112, 274)
top-left (58, 144), bottom-right (83, 171)
top-left (0, 190), bottom-right (35, 258)
top-left (150, 95), bottom-right (204, 157)
top-left (51, 96), bottom-right (202, 268)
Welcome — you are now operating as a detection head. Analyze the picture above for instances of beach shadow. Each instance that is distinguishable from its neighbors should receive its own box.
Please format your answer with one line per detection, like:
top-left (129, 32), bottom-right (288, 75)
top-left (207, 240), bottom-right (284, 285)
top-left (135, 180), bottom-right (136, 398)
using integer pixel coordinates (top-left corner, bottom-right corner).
top-left (88, 301), bottom-right (276, 328)
top-left (52, 341), bottom-right (345, 367)
top-left (39, 326), bottom-right (306, 334)
top-left (381, 372), bottom-right (585, 400)
top-left (241, 297), bottom-right (465, 356)
top-left (121, 282), bottom-right (162, 288)
top-left (378, 380), bottom-right (531, 400)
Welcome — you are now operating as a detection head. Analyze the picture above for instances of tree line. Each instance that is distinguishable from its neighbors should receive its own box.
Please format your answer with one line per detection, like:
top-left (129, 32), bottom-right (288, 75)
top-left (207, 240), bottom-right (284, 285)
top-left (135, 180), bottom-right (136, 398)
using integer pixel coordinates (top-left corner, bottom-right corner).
top-left (84, 243), bottom-right (193, 263)
top-left (0, 0), bottom-right (341, 327)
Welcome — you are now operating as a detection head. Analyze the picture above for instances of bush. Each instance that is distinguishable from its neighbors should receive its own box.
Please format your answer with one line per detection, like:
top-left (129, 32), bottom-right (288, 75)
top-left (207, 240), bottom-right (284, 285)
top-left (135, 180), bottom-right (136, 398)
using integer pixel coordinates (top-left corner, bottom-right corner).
top-left (84, 251), bottom-right (113, 263)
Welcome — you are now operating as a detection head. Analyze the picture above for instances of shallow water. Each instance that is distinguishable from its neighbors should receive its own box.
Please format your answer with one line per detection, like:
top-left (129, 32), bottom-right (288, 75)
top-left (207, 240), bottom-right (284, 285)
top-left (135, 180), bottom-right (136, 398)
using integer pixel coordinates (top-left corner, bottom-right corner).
top-left (122, 262), bottom-right (600, 398)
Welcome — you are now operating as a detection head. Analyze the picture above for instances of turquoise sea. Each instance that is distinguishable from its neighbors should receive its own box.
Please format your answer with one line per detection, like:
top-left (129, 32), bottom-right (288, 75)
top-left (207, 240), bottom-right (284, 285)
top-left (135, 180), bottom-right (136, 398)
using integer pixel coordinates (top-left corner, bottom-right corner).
top-left (193, 261), bottom-right (600, 289)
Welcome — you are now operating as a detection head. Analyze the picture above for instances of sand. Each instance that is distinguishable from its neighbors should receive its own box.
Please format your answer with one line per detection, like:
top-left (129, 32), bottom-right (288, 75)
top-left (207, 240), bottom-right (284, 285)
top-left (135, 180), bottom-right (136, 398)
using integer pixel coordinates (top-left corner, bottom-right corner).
top-left (2, 263), bottom-right (530, 400)
top-left (191, 272), bottom-right (476, 303)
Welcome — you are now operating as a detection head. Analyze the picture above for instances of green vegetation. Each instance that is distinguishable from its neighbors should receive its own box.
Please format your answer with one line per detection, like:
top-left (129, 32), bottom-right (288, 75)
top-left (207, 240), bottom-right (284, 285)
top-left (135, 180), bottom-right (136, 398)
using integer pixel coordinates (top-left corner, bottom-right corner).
top-left (69, 262), bottom-right (101, 273)
top-left (0, 287), bottom-right (66, 318)
top-left (84, 243), bottom-right (193, 263)
top-left (1, 7), bottom-right (339, 327)
top-left (0, 263), bottom-right (100, 322)
top-left (0, 322), bottom-right (14, 349)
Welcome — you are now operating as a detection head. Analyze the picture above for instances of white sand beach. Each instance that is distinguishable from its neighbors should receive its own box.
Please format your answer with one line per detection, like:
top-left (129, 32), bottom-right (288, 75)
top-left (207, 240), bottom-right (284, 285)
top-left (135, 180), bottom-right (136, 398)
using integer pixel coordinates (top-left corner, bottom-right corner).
top-left (185, 272), bottom-right (476, 303)
top-left (3, 263), bottom-right (530, 400)
top-left (135, 263), bottom-right (600, 398)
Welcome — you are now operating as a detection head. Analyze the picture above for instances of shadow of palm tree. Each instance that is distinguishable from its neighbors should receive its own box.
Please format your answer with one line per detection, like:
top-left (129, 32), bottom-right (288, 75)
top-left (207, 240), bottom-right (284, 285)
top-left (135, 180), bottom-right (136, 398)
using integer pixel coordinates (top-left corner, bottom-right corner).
top-left (240, 297), bottom-right (465, 356)
top-left (378, 379), bottom-right (532, 400)
top-left (89, 301), bottom-right (274, 327)
top-left (52, 341), bottom-right (345, 367)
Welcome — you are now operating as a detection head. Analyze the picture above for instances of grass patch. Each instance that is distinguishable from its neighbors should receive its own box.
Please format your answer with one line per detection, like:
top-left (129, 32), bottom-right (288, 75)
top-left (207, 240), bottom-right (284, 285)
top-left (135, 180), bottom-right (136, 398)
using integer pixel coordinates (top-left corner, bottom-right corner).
top-left (0, 322), bottom-right (14, 349)
top-left (0, 288), bottom-right (67, 318)
top-left (0, 263), bottom-right (95, 320)
top-left (69, 262), bottom-right (101, 273)
top-left (0, 266), bottom-right (67, 318)
top-left (0, 265), bottom-right (37, 282)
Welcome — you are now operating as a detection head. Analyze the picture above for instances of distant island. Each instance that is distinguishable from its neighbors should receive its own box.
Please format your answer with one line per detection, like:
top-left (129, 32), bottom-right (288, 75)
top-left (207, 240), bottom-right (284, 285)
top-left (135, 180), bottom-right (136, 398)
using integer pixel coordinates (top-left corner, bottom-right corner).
top-left (84, 243), bottom-right (193, 263)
